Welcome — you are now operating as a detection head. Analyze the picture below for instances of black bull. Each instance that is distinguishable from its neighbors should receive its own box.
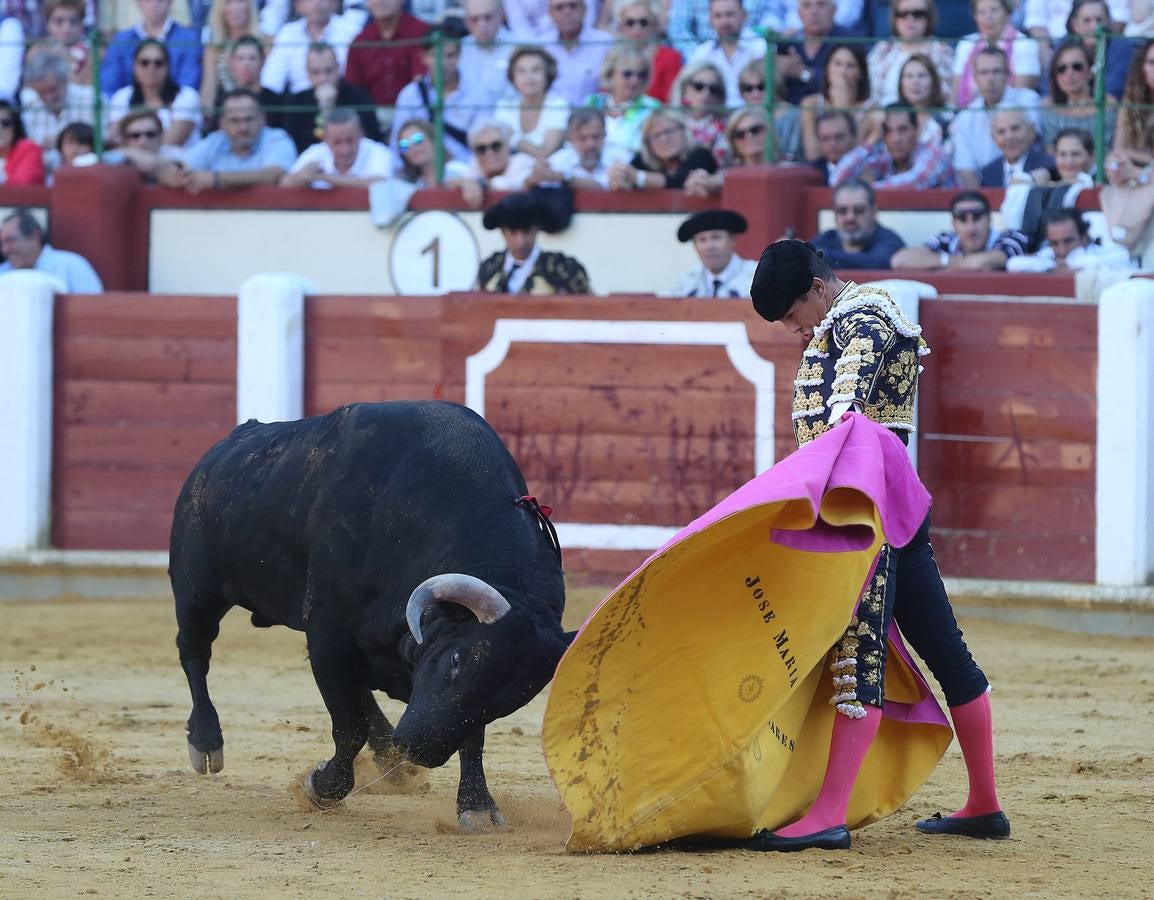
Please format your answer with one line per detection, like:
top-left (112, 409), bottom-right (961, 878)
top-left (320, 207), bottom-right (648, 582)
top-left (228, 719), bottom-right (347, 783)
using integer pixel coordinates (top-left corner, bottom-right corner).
top-left (170, 401), bottom-right (571, 828)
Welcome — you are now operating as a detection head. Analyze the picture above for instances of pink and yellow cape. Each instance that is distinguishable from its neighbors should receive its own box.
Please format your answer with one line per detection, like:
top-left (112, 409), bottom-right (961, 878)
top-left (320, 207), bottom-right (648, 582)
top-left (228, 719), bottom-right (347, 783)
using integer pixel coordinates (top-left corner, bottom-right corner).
top-left (542, 414), bottom-right (953, 852)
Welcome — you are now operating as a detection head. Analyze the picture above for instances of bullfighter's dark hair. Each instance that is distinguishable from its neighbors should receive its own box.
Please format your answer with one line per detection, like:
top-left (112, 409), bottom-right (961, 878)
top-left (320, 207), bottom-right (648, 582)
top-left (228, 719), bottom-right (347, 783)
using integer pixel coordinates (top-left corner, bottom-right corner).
top-left (749, 240), bottom-right (834, 323)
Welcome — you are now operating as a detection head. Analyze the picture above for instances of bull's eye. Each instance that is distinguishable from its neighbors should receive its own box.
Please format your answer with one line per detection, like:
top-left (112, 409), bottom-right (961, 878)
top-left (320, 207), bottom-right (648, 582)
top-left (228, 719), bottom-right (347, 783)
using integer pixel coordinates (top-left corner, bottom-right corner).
top-left (449, 650), bottom-right (461, 678)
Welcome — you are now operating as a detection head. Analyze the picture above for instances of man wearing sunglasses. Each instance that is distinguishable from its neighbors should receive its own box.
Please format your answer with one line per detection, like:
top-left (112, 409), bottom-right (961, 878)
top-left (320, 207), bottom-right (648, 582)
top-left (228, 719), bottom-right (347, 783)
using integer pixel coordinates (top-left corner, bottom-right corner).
top-left (810, 180), bottom-right (906, 270)
top-left (686, 0), bottom-right (767, 109)
top-left (891, 190), bottom-right (1027, 270)
top-left (668, 209), bottom-right (758, 298)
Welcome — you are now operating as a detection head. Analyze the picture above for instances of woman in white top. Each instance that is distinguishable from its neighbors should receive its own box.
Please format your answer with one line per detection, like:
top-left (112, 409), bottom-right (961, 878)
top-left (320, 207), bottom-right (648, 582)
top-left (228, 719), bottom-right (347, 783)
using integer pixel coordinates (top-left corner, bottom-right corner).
top-left (584, 43), bottom-right (660, 154)
top-left (954, 0), bottom-right (1041, 106)
top-left (394, 118), bottom-right (473, 187)
top-left (107, 40), bottom-right (203, 150)
top-left (493, 46), bottom-right (570, 161)
top-left (866, 0), bottom-right (954, 106)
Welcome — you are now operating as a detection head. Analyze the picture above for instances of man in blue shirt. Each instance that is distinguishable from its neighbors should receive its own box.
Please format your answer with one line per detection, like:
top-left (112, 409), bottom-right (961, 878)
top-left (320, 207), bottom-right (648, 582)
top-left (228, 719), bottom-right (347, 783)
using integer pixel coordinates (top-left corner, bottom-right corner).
top-left (810, 180), bottom-right (906, 270)
top-left (0, 210), bottom-right (103, 293)
top-left (100, 0), bottom-right (202, 95)
top-left (159, 89), bottom-right (297, 193)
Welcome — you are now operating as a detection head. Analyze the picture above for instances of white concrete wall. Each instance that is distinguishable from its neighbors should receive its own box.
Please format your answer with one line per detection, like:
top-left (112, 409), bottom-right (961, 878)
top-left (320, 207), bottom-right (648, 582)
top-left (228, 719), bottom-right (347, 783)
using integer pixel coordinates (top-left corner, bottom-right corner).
top-left (236, 274), bottom-right (309, 425)
top-left (0, 273), bottom-right (55, 551)
top-left (1095, 279), bottom-right (1154, 586)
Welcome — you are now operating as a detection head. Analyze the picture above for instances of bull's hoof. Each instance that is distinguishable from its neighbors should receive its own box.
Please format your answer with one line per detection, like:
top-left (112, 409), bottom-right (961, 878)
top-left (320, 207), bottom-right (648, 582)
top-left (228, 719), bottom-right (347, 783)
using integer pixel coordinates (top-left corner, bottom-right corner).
top-left (301, 769), bottom-right (343, 810)
top-left (458, 807), bottom-right (507, 832)
top-left (300, 761), bottom-right (352, 810)
top-left (187, 741), bottom-right (224, 774)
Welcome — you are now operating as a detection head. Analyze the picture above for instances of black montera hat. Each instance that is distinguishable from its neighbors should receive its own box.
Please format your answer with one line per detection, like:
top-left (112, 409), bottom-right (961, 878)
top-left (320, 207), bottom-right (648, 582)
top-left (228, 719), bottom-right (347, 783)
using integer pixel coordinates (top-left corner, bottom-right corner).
top-left (676, 209), bottom-right (749, 242)
top-left (749, 239), bottom-right (824, 322)
top-left (482, 192), bottom-right (554, 231)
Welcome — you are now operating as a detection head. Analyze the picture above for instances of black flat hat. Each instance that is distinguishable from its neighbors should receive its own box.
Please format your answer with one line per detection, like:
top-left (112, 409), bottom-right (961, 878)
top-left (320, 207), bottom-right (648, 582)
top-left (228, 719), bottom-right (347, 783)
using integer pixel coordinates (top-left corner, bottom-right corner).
top-left (482, 192), bottom-right (554, 231)
top-left (750, 239), bottom-right (823, 322)
top-left (677, 209), bottom-right (749, 243)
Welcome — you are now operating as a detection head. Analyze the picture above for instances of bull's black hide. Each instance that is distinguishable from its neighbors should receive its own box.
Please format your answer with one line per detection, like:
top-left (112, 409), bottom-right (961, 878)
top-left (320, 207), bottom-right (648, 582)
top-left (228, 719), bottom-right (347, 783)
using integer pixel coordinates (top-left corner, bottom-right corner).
top-left (171, 400), bottom-right (570, 827)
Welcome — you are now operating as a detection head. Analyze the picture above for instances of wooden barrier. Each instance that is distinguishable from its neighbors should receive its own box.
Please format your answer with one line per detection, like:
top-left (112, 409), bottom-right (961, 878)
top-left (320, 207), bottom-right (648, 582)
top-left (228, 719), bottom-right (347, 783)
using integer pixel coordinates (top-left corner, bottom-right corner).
top-left (48, 292), bottom-right (1098, 585)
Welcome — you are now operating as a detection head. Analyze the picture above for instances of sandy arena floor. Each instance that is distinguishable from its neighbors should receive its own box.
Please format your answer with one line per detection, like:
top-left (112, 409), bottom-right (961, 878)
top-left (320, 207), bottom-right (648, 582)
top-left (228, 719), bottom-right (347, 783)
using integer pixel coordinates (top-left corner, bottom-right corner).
top-left (1, 590), bottom-right (1152, 899)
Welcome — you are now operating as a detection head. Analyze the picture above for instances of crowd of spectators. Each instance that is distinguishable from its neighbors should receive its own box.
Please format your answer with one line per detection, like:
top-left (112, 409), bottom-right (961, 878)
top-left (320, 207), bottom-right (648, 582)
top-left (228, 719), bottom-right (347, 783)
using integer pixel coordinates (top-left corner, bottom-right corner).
top-left (1, 0), bottom-right (1151, 288)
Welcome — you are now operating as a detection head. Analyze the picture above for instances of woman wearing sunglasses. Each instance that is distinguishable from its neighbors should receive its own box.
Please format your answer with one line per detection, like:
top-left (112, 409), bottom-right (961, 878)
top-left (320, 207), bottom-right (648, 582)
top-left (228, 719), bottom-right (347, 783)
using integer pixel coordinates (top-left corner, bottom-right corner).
top-left (584, 43), bottom-right (660, 154)
top-left (107, 39), bottom-right (203, 149)
top-left (800, 44), bottom-right (878, 162)
top-left (670, 61), bottom-right (728, 157)
top-left (612, 0), bottom-right (682, 103)
top-left (866, 0), bottom-right (953, 106)
top-left (0, 100), bottom-right (46, 186)
top-left (394, 118), bottom-right (472, 187)
top-left (1042, 39), bottom-right (1115, 151)
top-left (734, 58), bottom-right (802, 163)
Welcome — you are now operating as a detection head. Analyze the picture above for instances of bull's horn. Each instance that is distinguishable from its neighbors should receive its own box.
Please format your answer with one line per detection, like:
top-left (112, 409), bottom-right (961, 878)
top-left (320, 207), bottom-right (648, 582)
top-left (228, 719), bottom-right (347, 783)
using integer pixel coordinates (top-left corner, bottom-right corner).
top-left (405, 574), bottom-right (512, 644)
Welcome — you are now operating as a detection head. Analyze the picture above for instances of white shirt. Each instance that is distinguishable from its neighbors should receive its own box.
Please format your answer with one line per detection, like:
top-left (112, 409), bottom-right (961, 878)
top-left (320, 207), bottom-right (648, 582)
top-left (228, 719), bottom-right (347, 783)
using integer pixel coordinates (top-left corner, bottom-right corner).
top-left (260, 13), bottom-right (364, 94)
top-left (504, 0), bottom-right (599, 41)
top-left (950, 87), bottom-right (1041, 173)
top-left (463, 151), bottom-right (536, 190)
top-left (502, 243), bottom-right (542, 294)
top-left (494, 93), bottom-right (571, 153)
top-left (0, 18), bottom-right (24, 102)
top-left (107, 84), bottom-right (203, 149)
top-left (669, 253), bottom-right (758, 298)
top-left (459, 30), bottom-right (517, 107)
top-left (289, 137), bottom-right (395, 188)
top-left (546, 143), bottom-right (630, 188)
top-left (20, 83), bottom-right (97, 148)
top-left (1024, 0), bottom-right (1130, 38)
top-left (953, 32), bottom-right (1041, 86)
top-left (537, 26), bottom-right (614, 107)
top-left (1006, 240), bottom-right (1134, 272)
top-left (687, 28), bottom-right (768, 110)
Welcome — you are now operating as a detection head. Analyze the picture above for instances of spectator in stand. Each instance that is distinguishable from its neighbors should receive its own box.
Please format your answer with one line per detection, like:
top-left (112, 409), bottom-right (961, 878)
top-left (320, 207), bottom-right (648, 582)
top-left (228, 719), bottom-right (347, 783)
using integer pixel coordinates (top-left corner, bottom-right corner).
top-left (0, 101), bottom-right (46, 185)
top-left (476, 192), bottom-right (592, 294)
top-left (668, 208), bottom-right (757, 298)
top-left (2, 0), bottom-right (42, 39)
top-left (1047, 126), bottom-right (1096, 184)
top-left (1007, 207), bottom-right (1134, 270)
top-left (101, 0), bottom-right (202, 96)
top-left (866, 0), bottom-right (953, 107)
top-left (0, 210), bottom-right (102, 293)
top-left (607, 108), bottom-right (720, 195)
top-left (281, 107), bottom-right (393, 188)
top-left (391, 21), bottom-right (481, 164)
top-left (613, 0), bottom-right (682, 104)
top-left (670, 61), bottom-right (728, 155)
top-left (19, 46), bottom-right (95, 168)
top-left (160, 88), bottom-right (296, 191)
top-left (504, 0), bottom-right (601, 42)
top-left (776, 0), bottom-right (852, 105)
top-left (686, 0), bottom-right (766, 108)
top-left (833, 104), bottom-right (958, 188)
top-left (725, 104), bottom-right (773, 165)
top-left (1042, 39), bottom-right (1116, 150)
top-left (954, 0), bottom-right (1041, 106)
top-left (283, 42), bottom-right (380, 153)
top-left (111, 108), bottom-right (184, 178)
top-left (56, 121), bottom-right (95, 170)
top-left (951, 46), bottom-right (1042, 188)
top-left (394, 118), bottom-right (473, 185)
top-left (1066, 0), bottom-right (1131, 100)
top-left (43, 0), bottom-right (92, 85)
top-left (811, 179), bottom-right (905, 269)
top-left (107, 39), bottom-right (203, 149)
top-left (199, 0), bottom-right (265, 122)
top-left (540, 0), bottom-right (614, 107)
top-left (494, 46), bottom-right (570, 161)
top-left (895, 54), bottom-right (950, 146)
top-left (456, 118), bottom-right (536, 207)
top-left (262, 0), bottom-right (362, 95)
top-left (735, 58), bottom-right (803, 161)
top-left (524, 106), bottom-right (628, 188)
top-left (891, 189), bottom-right (1027, 270)
top-left (460, 0), bottom-right (515, 108)
top-left (812, 108), bottom-right (855, 182)
top-left (1111, 38), bottom-right (1154, 168)
top-left (0, 15), bottom-right (23, 103)
top-left (584, 43), bottom-right (660, 155)
top-left (980, 108), bottom-right (1055, 186)
top-left (205, 36), bottom-right (284, 132)
top-left (344, 0), bottom-right (428, 110)
top-left (799, 44), bottom-right (878, 161)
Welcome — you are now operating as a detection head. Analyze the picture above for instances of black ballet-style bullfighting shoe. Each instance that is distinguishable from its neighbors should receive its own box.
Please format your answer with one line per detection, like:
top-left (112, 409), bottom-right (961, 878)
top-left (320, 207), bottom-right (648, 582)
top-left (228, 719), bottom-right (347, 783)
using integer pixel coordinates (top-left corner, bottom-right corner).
top-left (916, 811), bottom-right (1011, 839)
top-left (743, 825), bottom-right (852, 852)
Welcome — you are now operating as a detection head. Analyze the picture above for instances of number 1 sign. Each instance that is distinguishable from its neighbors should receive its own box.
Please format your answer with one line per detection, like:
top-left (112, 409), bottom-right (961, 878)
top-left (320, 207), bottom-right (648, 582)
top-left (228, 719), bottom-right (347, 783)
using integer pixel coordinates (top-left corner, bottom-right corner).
top-left (388, 210), bottom-right (481, 295)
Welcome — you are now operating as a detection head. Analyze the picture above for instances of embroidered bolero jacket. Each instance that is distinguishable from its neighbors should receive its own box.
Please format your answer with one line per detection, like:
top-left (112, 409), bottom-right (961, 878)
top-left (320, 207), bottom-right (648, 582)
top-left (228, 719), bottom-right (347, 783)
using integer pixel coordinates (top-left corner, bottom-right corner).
top-left (792, 282), bottom-right (930, 447)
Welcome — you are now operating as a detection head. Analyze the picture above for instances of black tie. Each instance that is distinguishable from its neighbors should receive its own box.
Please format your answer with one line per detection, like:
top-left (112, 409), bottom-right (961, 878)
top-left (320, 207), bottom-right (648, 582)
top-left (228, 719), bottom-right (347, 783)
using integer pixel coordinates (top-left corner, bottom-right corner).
top-left (711, 278), bottom-right (722, 297)
top-left (506, 262), bottom-right (522, 294)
